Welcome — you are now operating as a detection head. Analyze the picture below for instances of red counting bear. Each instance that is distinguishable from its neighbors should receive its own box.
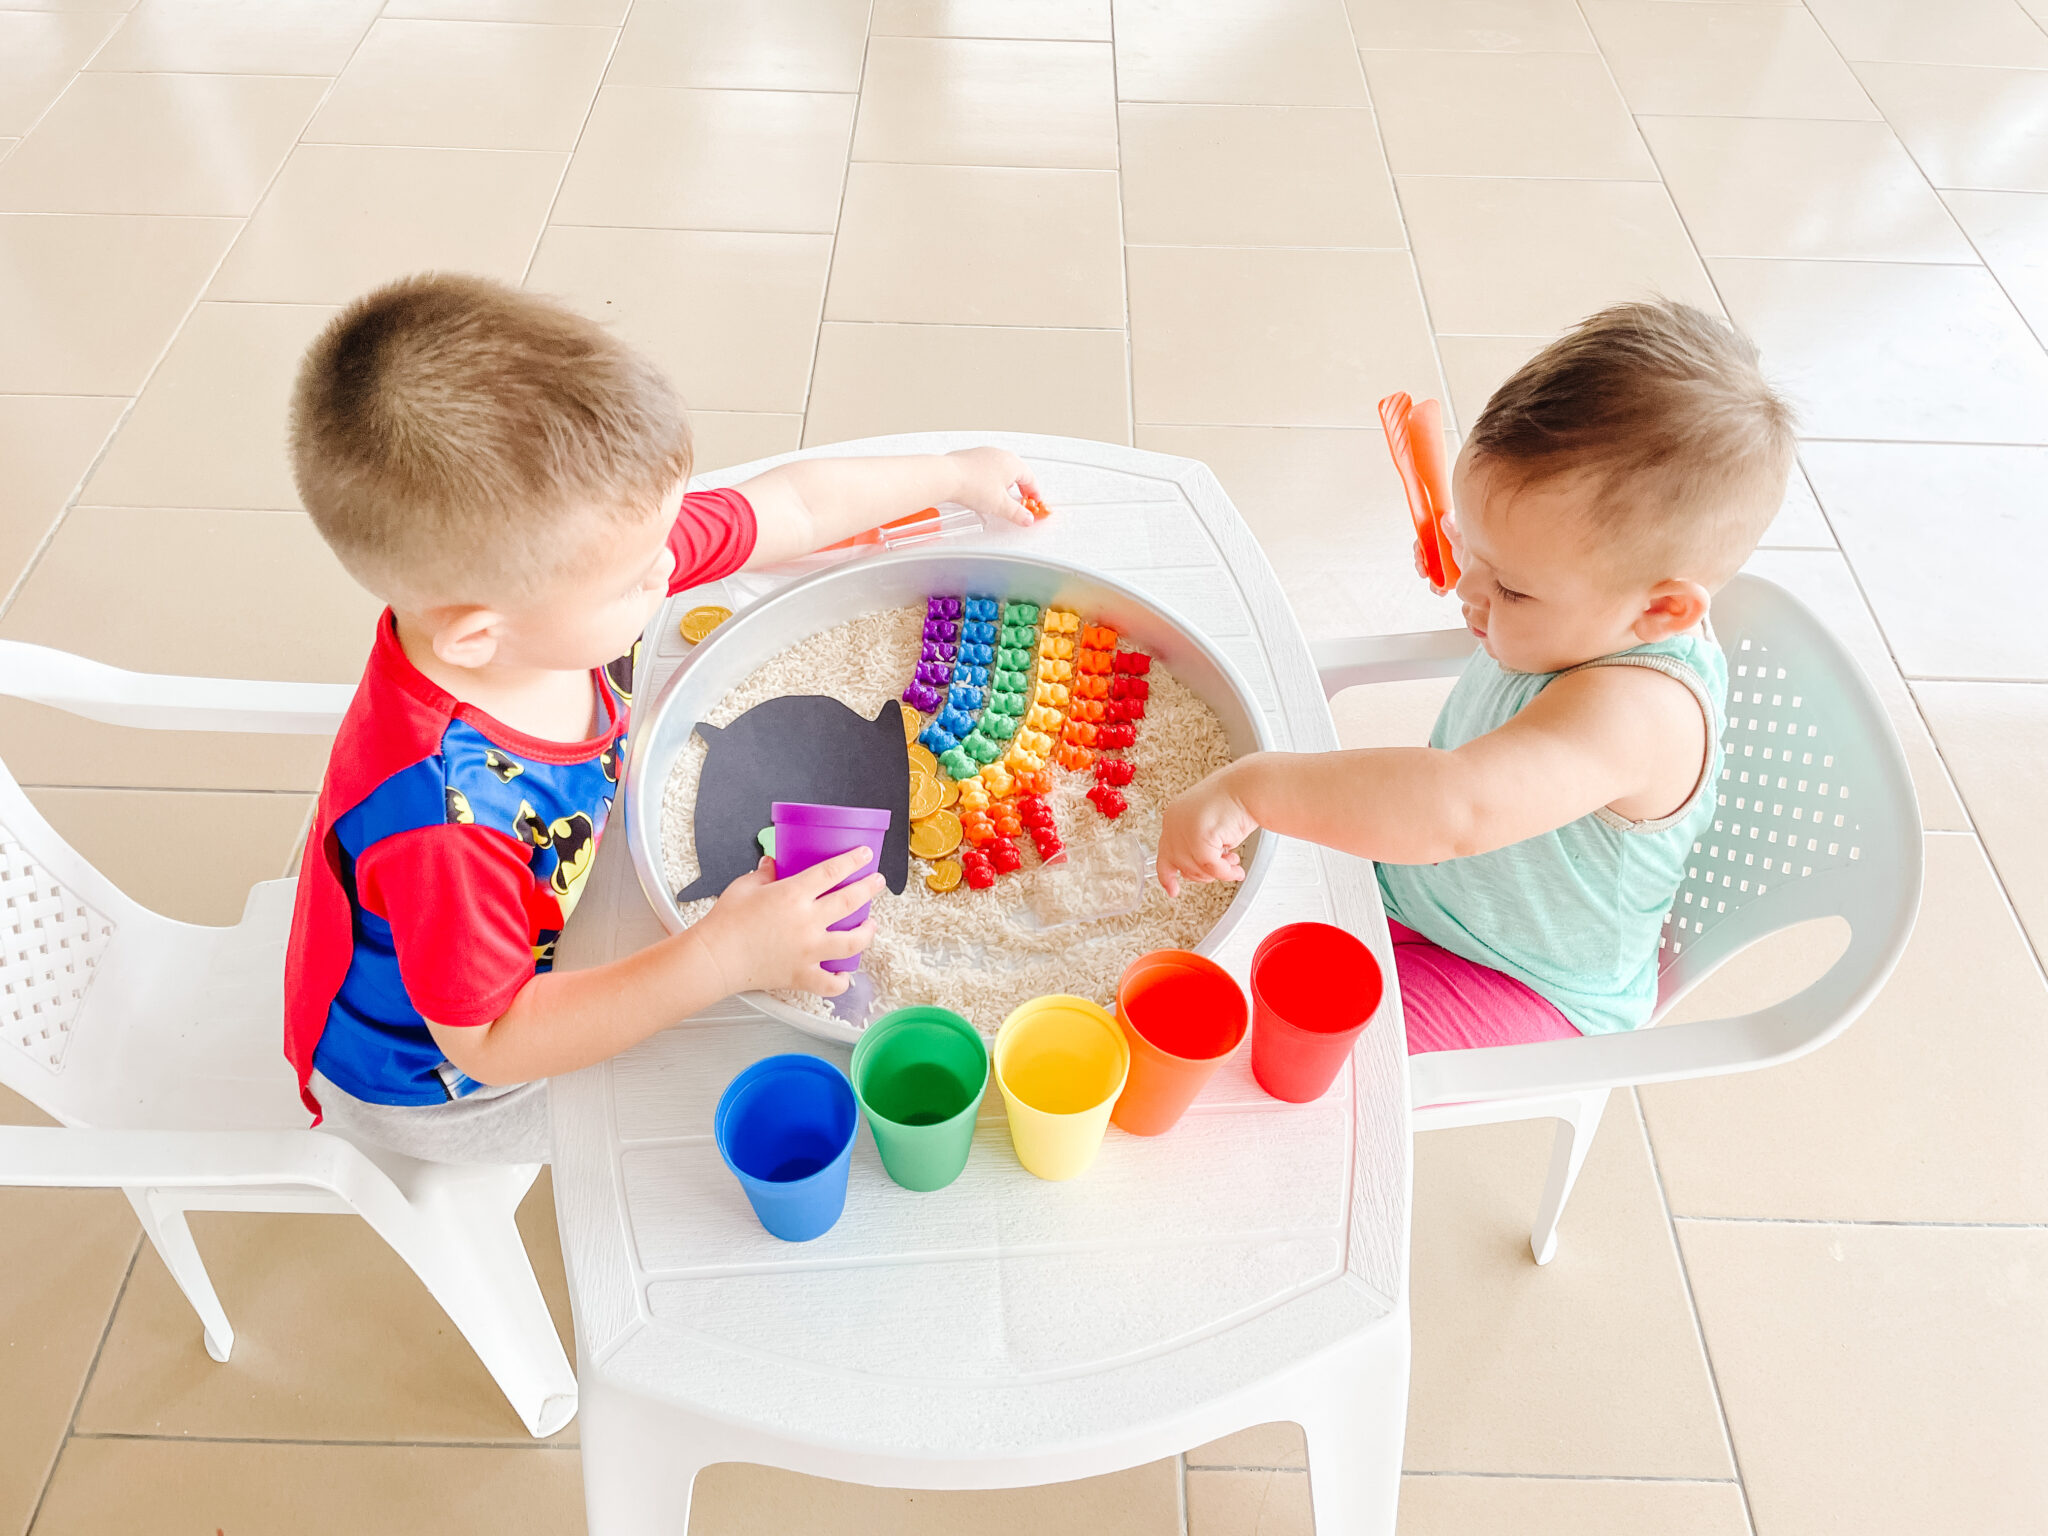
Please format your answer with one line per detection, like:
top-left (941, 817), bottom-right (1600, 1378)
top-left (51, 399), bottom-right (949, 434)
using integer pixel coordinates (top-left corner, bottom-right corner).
top-left (1095, 722), bottom-right (1136, 750)
top-left (1086, 784), bottom-right (1128, 819)
top-left (1095, 758), bottom-right (1135, 787)
top-left (1113, 651), bottom-right (1151, 675)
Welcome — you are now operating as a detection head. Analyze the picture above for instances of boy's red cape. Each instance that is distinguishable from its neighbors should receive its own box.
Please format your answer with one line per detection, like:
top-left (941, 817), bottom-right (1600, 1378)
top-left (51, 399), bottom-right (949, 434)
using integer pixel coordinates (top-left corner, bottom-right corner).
top-left (283, 614), bottom-right (462, 1123)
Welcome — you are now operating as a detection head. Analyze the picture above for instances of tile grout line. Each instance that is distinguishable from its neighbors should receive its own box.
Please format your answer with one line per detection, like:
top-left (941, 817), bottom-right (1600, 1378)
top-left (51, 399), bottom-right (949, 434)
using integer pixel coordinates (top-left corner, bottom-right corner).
top-left (1399, 1468), bottom-right (1742, 1484)
top-left (1789, 0), bottom-right (2048, 360)
top-left (1330, 0), bottom-right (1453, 428)
top-left (0, 16), bottom-right (382, 629)
top-left (1674, 1213), bottom-right (2048, 1230)
top-left (3, 5), bottom-right (127, 150)
top-left (1623, 1089), bottom-right (1762, 1536)
top-left (795, 2), bottom-right (878, 447)
top-left (24, 1231), bottom-right (143, 1535)
top-left (514, 0), bottom-right (634, 287)
top-left (66, 1429), bottom-right (585, 1451)
top-left (1107, 0), bottom-right (1132, 446)
top-left (1608, 13), bottom-right (1983, 844)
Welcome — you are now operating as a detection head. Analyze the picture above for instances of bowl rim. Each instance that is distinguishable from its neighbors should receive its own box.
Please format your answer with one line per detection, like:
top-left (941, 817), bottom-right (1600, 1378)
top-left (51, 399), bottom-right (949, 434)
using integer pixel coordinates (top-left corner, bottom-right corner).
top-left (624, 547), bottom-right (1280, 1044)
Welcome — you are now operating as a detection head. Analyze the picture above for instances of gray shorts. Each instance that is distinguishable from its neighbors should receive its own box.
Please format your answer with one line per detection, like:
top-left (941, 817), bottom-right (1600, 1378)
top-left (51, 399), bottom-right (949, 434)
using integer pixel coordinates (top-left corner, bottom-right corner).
top-left (312, 1071), bottom-right (551, 1165)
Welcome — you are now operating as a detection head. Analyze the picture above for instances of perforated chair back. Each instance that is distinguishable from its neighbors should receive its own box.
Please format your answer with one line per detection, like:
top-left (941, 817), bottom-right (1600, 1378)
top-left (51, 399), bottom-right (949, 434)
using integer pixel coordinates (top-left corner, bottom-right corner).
top-left (1650, 574), bottom-right (1921, 1050)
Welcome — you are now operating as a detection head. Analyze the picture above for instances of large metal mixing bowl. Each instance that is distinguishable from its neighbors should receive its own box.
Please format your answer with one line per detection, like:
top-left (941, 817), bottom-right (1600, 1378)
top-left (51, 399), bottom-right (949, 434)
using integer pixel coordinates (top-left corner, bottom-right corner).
top-left (624, 549), bottom-right (1276, 1044)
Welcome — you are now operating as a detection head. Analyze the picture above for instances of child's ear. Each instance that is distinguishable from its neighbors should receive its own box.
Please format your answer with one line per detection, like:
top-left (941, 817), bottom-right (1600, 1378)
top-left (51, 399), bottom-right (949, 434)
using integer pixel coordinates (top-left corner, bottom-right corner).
top-left (429, 607), bottom-right (504, 670)
top-left (1633, 579), bottom-right (1710, 642)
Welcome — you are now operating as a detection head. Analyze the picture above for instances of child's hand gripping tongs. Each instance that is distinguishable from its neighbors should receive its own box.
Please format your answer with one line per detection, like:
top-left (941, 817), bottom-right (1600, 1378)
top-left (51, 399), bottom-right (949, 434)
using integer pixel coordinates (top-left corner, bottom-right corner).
top-left (1379, 392), bottom-right (1459, 591)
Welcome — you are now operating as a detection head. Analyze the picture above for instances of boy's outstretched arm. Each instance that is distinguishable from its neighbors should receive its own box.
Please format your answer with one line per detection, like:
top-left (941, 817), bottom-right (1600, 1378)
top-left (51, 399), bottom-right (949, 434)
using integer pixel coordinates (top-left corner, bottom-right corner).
top-left (424, 849), bottom-right (882, 1087)
top-left (736, 446), bottom-right (1042, 566)
top-left (1156, 664), bottom-right (1707, 893)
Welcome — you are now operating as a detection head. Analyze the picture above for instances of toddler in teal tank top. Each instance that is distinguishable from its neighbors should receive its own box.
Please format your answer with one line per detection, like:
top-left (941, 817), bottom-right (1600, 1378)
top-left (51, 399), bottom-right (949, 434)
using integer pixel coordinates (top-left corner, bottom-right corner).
top-left (1158, 301), bottom-right (1797, 1051)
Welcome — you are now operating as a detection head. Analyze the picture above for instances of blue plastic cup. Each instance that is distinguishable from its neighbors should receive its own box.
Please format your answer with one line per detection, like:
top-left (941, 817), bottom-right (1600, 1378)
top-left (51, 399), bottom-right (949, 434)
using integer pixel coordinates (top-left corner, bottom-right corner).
top-left (714, 1054), bottom-right (859, 1242)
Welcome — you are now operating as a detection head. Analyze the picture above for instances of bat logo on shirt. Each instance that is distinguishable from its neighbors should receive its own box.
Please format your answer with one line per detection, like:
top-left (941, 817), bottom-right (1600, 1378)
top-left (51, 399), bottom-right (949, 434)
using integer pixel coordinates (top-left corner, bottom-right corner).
top-left (484, 749), bottom-right (524, 783)
top-left (444, 786), bottom-right (474, 825)
top-left (547, 812), bottom-right (597, 899)
top-left (600, 740), bottom-right (622, 783)
top-left (604, 641), bottom-right (640, 705)
top-left (513, 799), bottom-right (551, 849)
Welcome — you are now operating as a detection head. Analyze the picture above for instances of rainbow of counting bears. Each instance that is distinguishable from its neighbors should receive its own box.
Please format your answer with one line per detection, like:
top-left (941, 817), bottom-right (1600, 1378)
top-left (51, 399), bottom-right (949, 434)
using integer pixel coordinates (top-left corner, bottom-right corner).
top-left (902, 594), bottom-right (1152, 889)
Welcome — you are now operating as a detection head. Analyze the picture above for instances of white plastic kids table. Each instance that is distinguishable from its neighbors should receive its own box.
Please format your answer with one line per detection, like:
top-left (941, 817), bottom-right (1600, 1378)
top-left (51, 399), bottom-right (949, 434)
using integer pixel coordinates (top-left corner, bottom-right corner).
top-left (548, 433), bottom-right (1411, 1534)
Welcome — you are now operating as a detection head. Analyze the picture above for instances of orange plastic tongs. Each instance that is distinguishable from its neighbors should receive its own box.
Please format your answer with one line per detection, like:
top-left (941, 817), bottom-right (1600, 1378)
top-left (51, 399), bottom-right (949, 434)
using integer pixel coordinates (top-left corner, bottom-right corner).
top-left (1378, 392), bottom-right (1459, 590)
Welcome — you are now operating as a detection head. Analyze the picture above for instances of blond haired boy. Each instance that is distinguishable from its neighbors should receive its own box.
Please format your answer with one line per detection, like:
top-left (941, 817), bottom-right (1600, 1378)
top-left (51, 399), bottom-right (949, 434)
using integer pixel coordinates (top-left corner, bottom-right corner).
top-left (1160, 300), bottom-right (1796, 1053)
top-left (285, 274), bottom-right (1038, 1161)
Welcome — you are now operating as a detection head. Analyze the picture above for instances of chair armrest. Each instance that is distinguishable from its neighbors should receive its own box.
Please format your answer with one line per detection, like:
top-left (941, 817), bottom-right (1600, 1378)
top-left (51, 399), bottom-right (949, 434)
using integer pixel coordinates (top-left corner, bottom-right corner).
top-left (1312, 629), bottom-right (1475, 697)
top-left (0, 1126), bottom-right (365, 1192)
top-left (0, 641), bottom-right (352, 734)
top-left (1409, 892), bottom-right (1912, 1108)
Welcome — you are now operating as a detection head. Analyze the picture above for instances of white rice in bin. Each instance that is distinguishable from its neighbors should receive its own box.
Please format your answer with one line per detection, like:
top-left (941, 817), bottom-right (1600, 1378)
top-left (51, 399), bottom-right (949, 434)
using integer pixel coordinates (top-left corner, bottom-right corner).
top-left (660, 603), bottom-right (1241, 1034)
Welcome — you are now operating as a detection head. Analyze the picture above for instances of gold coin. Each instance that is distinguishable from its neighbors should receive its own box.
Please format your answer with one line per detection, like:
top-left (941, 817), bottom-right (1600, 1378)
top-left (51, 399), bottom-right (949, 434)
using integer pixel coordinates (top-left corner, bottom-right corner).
top-left (901, 703), bottom-right (920, 741)
top-left (925, 858), bottom-right (963, 893)
top-left (908, 771), bottom-right (942, 821)
top-left (909, 810), bottom-right (962, 860)
top-left (937, 776), bottom-right (961, 809)
top-left (679, 605), bottom-right (731, 644)
top-left (906, 742), bottom-right (938, 778)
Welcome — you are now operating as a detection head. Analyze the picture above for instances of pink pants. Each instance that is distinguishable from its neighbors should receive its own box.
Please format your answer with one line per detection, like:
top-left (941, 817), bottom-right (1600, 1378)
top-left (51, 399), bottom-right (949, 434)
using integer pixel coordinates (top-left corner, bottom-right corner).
top-left (1389, 920), bottom-right (1582, 1055)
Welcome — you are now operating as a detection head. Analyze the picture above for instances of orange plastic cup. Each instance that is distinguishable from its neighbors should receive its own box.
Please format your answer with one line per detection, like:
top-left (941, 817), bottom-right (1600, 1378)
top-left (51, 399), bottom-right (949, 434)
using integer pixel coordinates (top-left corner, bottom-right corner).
top-left (1110, 950), bottom-right (1249, 1137)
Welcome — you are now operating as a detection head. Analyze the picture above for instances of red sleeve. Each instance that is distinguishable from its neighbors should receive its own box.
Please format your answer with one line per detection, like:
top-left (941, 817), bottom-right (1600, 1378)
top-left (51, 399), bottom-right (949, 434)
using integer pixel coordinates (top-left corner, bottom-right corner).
top-left (356, 824), bottom-right (551, 1029)
top-left (668, 486), bottom-right (757, 594)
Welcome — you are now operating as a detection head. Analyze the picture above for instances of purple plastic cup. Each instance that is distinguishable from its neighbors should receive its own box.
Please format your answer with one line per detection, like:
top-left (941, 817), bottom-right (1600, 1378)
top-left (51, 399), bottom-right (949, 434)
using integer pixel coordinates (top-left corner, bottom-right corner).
top-left (769, 802), bottom-right (892, 974)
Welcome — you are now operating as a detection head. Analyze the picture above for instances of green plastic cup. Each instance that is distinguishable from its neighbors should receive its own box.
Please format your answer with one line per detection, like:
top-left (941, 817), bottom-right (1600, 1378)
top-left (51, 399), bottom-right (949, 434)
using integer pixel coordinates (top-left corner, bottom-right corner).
top-left (850, 1006), bottom-right (989, 1192)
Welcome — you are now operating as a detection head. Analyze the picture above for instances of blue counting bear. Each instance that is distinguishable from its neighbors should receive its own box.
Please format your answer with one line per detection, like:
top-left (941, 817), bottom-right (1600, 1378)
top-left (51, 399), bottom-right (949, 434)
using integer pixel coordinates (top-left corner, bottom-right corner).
top-left (965, 595), bottom-right (999, 622)
top-left (960, 642), bottom-right (995, 667)
top-left (936, 704), bottom-right (977, 738)
top-left (962, 619), bottom-right (998, 645)
top-left (919, 721), bottom-right (960, 754)
top-left (947, 684), bottom-right (986, 712)
top-left (954, 662), bottom-right (991, 688)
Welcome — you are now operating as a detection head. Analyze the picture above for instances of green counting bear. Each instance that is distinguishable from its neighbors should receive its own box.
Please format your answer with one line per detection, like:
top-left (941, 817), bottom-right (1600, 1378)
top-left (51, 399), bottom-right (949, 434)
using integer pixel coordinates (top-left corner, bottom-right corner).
top-left (962, 733), bottom-right (1002, 764)
top-left (997, 646), bottom-right (1034, 671)
top-left (1001, 624), bottom-right (1037, 648)
top-left (938, 747), bottom-right (978, 780)
top-left (1000, 602), bottom-right (1040, 625)
top-left (978, 711), bottom-right (1018, 741)
top-left (991, 685), bottom-right (1028, 716)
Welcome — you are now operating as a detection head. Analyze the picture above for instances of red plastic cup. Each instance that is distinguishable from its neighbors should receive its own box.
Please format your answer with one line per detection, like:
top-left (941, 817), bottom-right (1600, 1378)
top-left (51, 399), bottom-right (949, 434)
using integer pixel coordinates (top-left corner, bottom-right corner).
top-left (769, 801), bottom-right (891, 974)
top-left (1249, 923), bottom-right (1383, 1103)
top-left (1110, 950), bottom-right (1248, 1136)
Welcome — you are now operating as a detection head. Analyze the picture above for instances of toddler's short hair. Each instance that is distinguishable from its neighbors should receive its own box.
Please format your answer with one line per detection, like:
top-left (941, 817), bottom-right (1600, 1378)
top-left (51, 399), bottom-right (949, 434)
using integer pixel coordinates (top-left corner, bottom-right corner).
top-left (290, 273), bottom-right (691, 605)
top-left (1469, 300), bottom-right (1795, 585)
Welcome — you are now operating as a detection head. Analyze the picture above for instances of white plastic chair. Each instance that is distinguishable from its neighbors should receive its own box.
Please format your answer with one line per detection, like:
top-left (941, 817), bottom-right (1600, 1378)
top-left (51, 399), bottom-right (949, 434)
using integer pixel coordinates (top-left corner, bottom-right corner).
top-left (1313, 573), bottom-right (1923, 1263)
top-left (0, 641), bottom-right (577, 1437)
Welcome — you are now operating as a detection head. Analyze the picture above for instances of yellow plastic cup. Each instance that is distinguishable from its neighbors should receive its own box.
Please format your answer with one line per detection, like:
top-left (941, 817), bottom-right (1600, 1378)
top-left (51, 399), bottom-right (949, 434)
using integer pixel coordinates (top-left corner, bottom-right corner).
top-left (993, 995), bottom-right (1130, 1181)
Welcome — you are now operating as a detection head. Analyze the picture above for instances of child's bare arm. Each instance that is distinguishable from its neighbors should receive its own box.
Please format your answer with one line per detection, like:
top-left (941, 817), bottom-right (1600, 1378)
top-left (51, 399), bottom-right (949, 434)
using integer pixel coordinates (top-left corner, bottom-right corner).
top-left (737, 447), bottom-right (1042, 566)
top-left (424, 849), bottom-right (882, 1086)
top-left (1158, 665), bottom-right (1706, 892)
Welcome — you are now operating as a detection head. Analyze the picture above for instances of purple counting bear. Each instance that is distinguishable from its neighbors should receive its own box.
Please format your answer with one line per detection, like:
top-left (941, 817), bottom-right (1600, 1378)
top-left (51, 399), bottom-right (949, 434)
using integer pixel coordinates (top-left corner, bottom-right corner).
top-left (923, 618), bottom-right (958, 645)
top-left (914, 660), bottom-right (951, 687)
top-left (901, 681), bottom-right (943, 713)
top-left (926, 595), bottom-right (962, 620)
top-left (921, 639), bottom-right (957, 664)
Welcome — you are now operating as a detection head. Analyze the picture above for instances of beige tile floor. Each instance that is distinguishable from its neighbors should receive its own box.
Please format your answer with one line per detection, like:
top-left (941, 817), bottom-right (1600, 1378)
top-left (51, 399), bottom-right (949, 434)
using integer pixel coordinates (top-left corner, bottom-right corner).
top-left (2, 2), bottom-right (2044, 1531)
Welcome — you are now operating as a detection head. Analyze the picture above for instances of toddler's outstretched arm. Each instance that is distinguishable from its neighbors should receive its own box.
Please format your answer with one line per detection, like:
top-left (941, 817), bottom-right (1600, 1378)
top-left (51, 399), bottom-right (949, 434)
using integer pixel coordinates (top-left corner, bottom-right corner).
top-left (1157, 663), bottom-right (1707, 894)
top-left (739, 446), bottom-right (1042, 565)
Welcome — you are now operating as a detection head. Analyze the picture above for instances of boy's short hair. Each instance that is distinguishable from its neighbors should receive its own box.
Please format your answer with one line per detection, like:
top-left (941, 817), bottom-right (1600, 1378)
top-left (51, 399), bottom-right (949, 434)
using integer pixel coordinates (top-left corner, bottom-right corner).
top-left (1469, 300), bottom-right (1795, 585)
top-left (290, 273), bottom-right (691, 605)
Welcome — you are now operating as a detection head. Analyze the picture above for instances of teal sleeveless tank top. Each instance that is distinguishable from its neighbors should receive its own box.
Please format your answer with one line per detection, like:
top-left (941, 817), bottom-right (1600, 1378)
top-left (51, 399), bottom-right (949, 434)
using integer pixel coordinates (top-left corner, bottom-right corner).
top-left (1376, 631), bottom-right (1727, 1036)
